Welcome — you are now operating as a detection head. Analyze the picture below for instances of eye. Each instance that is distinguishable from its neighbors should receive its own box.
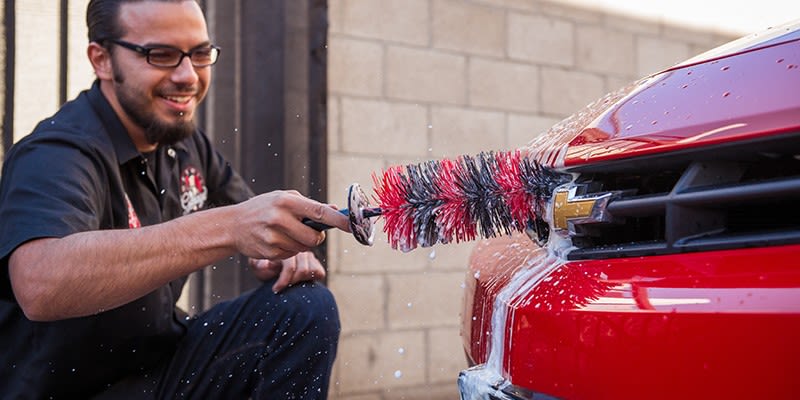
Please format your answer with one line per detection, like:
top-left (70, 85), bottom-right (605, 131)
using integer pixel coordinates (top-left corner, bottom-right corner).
top-left (191, 47), bottom-right (215, 62)
top-left (148, 48), bottom-right (180, 65)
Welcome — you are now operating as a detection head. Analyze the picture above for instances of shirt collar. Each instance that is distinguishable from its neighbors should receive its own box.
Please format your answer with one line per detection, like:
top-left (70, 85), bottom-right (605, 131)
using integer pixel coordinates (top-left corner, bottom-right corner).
top-left (87, 80), bottom-right (140, 165)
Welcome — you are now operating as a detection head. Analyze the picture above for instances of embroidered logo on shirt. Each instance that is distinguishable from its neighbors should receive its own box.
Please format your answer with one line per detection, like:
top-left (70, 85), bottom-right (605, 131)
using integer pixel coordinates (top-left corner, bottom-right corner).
top-left (180, 167), bottom-right (208, 215)
top-left (125, 193), bottom-right (142, 228)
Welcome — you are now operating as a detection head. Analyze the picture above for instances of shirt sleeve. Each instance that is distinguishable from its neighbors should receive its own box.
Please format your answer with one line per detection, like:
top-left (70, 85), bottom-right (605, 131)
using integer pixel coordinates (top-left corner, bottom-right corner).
top-left (0, 132), bottom-right (106, 299)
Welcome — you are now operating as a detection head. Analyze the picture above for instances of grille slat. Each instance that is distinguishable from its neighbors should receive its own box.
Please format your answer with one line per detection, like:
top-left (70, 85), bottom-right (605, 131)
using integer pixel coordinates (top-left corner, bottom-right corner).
top-left (565, 131), bottom-right (800, 260)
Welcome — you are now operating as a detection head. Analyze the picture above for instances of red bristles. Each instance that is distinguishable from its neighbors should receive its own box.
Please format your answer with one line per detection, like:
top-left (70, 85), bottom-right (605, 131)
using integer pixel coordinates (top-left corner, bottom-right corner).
top-left (372, 165), bottom-right (415, 251)
top-left (493, 151), bottom-right (531, 230)
top-left (436, 158), bottom-right (477, 245)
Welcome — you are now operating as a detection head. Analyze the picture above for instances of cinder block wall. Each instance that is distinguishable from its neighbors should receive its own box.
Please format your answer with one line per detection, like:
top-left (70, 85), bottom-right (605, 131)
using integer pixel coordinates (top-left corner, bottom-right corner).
top-left (326, 0), bottom-right (735, 399)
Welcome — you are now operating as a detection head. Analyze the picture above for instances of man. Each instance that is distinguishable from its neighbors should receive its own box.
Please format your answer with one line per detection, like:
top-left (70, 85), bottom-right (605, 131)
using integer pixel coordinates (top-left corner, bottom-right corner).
top-left (0, 0), bottom-right (349, 398)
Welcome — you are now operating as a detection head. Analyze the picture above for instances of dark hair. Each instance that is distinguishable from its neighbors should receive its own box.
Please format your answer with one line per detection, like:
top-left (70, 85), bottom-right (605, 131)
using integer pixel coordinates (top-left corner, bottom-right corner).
top-left (86, 0), bottom-right (195, 43)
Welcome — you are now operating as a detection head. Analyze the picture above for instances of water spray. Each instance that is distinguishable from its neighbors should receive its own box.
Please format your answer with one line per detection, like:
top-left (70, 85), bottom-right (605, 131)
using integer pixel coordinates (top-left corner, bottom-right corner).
top-left (305, 150), bottom-right (571, 251)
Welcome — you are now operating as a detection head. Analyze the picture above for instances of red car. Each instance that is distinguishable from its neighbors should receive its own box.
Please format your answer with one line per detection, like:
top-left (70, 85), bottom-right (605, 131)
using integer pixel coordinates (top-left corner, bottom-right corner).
top-left (459, 20), bottom-right (800, 400)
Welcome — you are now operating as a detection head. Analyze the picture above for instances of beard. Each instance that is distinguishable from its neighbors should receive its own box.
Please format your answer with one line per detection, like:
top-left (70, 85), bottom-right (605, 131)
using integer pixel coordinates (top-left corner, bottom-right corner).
top-left (112, 63), bottom-right (198, 146)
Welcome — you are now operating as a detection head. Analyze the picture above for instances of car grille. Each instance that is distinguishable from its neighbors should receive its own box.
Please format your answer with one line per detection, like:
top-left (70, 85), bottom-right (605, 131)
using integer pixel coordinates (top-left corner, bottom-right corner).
top-left (565, 131), bottom-right (800, 260)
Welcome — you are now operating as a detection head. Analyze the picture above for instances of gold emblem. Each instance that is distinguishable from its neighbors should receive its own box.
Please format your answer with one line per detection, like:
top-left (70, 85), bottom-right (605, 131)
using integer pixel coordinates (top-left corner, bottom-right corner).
top-left (552, 185), bottom-right (615, 233)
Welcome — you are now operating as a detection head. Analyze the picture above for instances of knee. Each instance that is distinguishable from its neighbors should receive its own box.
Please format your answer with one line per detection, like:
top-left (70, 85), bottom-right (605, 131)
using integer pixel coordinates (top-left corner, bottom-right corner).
top-left (257, 280), bottom-right (340, 340)
top-left (289, 281), bottom-right (339, 327)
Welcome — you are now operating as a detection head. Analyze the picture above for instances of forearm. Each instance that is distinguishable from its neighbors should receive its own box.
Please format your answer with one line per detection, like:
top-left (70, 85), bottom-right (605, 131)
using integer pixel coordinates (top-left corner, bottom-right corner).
top-left (9, 206), bottom-right (239, 321)
top-left (9, 190), bottom-right (350, 321)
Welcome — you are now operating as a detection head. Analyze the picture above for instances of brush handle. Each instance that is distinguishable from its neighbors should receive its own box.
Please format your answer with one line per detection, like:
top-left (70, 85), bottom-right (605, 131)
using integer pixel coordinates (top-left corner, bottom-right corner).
top-left (302, 207), bottom-right (382, 231)
top-left (302, 209), bottom-right (350, 231)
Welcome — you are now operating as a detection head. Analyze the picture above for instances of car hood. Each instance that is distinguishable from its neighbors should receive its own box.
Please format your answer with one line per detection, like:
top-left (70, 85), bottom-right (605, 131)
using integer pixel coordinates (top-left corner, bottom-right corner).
top-left (531, 19), bottom-right (800, 168)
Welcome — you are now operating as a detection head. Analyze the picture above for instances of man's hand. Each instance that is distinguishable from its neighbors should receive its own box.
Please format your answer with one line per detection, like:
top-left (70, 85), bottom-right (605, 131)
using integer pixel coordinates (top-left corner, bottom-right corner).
top-left (249, 251), bottom-right (327, 293)
top-left (232, 190), bottom-right (349, 261)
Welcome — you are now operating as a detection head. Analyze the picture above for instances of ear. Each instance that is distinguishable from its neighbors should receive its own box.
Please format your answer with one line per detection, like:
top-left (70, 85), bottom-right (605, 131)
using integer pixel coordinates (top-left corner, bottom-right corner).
top-left (87, 42), bottom-right (113, 81)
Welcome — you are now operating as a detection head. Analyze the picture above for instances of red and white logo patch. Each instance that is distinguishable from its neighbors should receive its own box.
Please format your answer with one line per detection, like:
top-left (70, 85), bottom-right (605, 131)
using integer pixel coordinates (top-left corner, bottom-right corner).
top-left (124, 193), bottom-right (141, 229)
top-left (180, 166), bottom-right (208, 215)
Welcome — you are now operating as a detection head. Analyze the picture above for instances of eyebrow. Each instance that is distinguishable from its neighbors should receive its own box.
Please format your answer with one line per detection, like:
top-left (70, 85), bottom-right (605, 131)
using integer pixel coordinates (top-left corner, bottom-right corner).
top-left (139, 41), bottom-right (213, 50)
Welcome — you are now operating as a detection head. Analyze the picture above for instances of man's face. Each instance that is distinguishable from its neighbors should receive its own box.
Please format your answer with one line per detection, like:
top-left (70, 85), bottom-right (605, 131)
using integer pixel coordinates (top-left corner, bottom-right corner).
top-left (107, 1), bottom-right (212, 146)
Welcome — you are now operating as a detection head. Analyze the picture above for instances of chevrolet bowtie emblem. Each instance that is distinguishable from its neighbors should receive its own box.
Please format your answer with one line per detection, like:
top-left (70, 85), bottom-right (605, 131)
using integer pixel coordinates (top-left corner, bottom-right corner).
top-left (552, 185), bottom-right (616, 233)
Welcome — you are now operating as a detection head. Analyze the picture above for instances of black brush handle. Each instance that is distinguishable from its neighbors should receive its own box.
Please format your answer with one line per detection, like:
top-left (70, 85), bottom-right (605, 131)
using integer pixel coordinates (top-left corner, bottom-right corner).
top-left (303, 209), bottom-right (350, 231)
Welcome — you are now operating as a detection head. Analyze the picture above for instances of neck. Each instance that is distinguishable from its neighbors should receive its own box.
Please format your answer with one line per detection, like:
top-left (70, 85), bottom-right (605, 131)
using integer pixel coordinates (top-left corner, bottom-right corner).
top-left (98, 80), bottom-right (157, 153)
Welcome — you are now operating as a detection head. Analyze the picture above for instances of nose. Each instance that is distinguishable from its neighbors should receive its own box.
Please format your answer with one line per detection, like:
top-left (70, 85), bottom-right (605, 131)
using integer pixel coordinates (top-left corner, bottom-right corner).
top-left (170, 56), bottom-right (200, 85)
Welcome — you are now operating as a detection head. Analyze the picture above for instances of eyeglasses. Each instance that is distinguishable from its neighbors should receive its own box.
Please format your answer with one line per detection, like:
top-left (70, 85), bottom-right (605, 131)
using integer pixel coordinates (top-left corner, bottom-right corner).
top-left (104, 39), bottom-right (220, 68)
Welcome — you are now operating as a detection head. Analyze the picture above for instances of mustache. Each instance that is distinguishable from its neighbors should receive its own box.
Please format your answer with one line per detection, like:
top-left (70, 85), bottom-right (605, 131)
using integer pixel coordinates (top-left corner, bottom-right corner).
top-left (157, 83), bottom-right (199, 96)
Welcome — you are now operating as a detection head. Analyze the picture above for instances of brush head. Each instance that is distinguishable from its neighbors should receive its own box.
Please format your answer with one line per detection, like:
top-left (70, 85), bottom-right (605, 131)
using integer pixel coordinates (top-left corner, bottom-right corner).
top-left (372, 150), bottom-right (571, 251)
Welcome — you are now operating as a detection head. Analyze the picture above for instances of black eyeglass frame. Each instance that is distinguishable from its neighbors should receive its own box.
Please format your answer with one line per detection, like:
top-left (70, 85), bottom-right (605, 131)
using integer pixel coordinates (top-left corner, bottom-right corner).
top-left (103, 38), bottom-right (221, 68)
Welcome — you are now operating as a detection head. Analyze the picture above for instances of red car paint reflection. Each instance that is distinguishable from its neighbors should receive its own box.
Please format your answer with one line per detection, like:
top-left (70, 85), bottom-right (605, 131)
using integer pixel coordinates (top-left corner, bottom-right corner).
top-left (564, 28), bottom-right (800, 165)
top-left (464, 237), bottom-right (800, 399)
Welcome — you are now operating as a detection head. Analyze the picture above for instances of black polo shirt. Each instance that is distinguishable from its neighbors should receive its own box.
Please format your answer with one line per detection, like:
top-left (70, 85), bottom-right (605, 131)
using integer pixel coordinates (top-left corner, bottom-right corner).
top-left (0, 80), bottom-right (253, 398)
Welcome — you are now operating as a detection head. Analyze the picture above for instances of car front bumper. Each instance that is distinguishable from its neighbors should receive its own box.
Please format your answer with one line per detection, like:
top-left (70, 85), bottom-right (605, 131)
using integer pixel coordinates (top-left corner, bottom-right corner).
top-left (458, 365), bottom-right (559, 400)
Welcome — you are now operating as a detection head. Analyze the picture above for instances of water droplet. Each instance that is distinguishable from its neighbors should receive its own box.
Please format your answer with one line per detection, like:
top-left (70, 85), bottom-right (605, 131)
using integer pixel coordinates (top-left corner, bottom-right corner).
top-left (428, 249), bottom-right (436, 259)
top-left (397, 347), bottom-right (405, 354)
top-left (722, 92), bottom-right (731, 97)
top-left (394, 370), bottom-right (403, 378)
top-left (720, 66), bottom-right (730, 71)
top-left (427, 124), bottom-right (433, 129)
top-left (681, 84), bottom-right (689, 89)
top-left (650, 120), bottom-right (658, 125)
top-left (776, 58), bottom-right (784, 63)
top-left (407, 302), bottom-right (413, 308)
top-left (624, 124), bottom-right (633, 130)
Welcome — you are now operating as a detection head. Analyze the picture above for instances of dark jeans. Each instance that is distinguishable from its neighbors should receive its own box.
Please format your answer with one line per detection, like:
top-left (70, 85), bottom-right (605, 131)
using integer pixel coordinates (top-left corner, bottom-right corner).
top-left (95, 279), bottom-right (340, 399)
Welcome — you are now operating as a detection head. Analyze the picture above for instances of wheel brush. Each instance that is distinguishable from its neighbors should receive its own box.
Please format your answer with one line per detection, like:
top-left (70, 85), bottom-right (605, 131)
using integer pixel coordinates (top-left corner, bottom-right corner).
top-left (304, 150), bottom-right (571, 251)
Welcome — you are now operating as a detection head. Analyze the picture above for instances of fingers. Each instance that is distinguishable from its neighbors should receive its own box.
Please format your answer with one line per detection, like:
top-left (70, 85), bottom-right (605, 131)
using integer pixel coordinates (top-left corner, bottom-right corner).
top-left (302, 199), bottom-right (351, 233)
top-left (272, 257), bottom-right (297, 292)
top-left (271, 252), bottom-right (326, 293)
top-left (249, 258), bottom-right (283, 281)
top-left (234, 190), bottom-right (350, 264)
top-left (263, 191), bottom-right (347, 241)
